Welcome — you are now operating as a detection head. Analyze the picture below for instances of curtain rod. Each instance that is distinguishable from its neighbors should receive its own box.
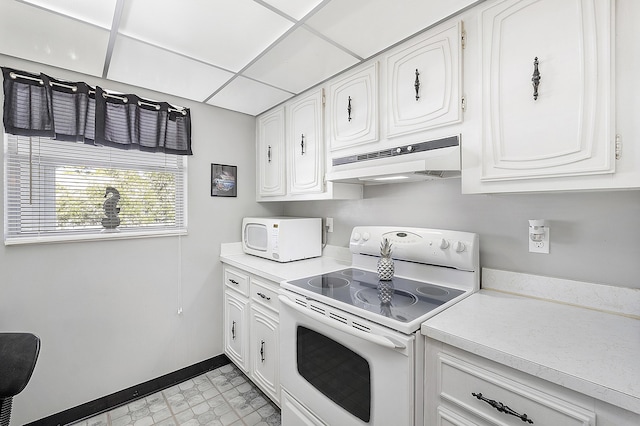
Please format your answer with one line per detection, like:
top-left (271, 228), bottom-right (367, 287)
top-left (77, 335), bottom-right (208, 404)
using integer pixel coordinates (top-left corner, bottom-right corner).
top-left (8, 71), bottom-right (187, 115)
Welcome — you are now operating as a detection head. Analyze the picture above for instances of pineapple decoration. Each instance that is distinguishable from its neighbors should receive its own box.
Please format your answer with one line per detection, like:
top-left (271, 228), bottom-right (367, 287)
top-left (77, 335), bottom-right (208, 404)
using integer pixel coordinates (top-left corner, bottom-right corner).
top-left (377, 237), bottom-right (395, 281)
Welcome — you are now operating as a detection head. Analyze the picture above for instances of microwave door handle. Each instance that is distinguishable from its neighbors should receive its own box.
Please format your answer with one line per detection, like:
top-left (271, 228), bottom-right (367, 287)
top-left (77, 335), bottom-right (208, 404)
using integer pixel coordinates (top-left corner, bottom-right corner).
top-left (278, 295), bottom-right (405, 350)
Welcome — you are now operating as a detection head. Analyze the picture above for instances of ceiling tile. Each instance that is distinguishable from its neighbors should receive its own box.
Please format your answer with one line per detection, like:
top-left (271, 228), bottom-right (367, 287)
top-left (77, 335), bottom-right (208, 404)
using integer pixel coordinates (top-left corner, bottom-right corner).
top-left (118, 0), bottom-right (294, 72)
top-left (244, 26), bottom-right (358, 93)
top-left (20, 0), bottom-right (117, 29)
top-left (306, 0), bottom-right (477, 58)
top-left (261, 0), bottom-right (324, 20)
top-left (207, 76), bottom-right (293, 116)
top-left (0, 0), bottom-right (110, 76)
top-left (108, 36), bottom-right (234, 102)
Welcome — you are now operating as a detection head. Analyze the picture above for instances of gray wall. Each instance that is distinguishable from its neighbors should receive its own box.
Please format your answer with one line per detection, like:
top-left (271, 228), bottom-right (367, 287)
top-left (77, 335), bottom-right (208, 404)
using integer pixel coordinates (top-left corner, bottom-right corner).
top-left (0, 55), bottom-right (283, 424)
top-left (284, 179), bottom-right (640, 289)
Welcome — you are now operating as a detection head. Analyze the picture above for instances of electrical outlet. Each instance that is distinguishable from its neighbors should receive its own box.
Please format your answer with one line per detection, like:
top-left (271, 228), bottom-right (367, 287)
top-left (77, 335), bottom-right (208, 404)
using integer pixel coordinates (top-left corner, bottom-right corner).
top-left (326, 217), bottom-right (334, 233)
top-left (528, 227), bottom-right (550, 254)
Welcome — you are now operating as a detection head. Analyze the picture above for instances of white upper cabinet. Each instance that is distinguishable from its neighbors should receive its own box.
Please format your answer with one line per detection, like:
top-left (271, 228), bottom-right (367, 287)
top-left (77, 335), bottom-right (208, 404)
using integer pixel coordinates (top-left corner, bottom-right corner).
top-left (328, 62), bottom-right (379, 151)
top-left (255, 88), bottom-right (363, 202)
top-left (287, 89), bottom-right (325, 194)
top-left (462, 0), bottom-right (618, 193)
top-left (386, 21), bottom-right (463, 138)
top-left (256, 106), bottom-right (286, 197)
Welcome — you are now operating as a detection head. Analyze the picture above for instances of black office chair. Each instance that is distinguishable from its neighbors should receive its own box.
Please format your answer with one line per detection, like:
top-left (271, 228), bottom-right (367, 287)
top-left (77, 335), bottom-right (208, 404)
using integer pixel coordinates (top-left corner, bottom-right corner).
top-left (0, 333), bottom-right (41, 426)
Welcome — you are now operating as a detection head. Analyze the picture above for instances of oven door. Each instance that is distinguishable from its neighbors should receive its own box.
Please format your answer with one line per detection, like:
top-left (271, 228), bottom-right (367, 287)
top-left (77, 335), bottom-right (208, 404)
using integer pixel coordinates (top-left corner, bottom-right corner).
top-left (279, 291), bottom-right (416, 426)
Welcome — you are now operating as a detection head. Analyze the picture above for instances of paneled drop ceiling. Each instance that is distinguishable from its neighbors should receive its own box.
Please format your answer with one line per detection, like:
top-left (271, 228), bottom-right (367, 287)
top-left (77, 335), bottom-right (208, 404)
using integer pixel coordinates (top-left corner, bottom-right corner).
top-left (0, 0), bottom-right (478, 116)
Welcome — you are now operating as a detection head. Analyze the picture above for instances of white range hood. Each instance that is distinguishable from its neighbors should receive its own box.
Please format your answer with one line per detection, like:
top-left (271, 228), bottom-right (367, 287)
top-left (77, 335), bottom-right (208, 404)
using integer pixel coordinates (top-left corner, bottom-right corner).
top-left (326, 135), bottom-right (461, 184)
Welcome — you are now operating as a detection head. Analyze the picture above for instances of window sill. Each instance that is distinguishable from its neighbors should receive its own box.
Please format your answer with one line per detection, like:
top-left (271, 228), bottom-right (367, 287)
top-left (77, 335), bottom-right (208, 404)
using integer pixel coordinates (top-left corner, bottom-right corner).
top-left (4, 228), bottom-right (188, 245)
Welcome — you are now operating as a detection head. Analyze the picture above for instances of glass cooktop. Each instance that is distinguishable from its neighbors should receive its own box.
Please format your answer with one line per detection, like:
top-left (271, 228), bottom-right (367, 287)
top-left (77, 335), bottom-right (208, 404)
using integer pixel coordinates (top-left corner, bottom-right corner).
top-left (285, 268), bottom-right (464, 323)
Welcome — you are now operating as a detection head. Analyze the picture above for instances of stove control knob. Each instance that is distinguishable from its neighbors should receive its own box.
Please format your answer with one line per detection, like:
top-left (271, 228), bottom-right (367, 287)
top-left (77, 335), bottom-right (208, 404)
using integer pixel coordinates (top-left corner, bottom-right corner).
top-left (362, 232), bottom-right (371, 241)
top-left (439, 239), bottom-right (450, 249)
top-left (396, 147), bottom-right (402, 154)
top-left (407, 145), bottom-right (413, 152)
top-left (352, 232), bottom-right (361, 241)
top-left (455, 241), bottom-right (466, 253)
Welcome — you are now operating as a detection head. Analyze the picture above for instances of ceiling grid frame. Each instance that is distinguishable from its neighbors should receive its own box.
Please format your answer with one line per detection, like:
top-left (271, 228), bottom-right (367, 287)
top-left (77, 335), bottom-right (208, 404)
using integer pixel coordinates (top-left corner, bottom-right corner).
top-left (0, 0), bottom-right (483, 116)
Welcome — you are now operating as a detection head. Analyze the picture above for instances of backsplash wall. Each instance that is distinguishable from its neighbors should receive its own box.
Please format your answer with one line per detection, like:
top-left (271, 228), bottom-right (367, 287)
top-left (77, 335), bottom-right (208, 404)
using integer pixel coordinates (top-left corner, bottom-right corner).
top-left (283, 178), bottom-right (640, 289)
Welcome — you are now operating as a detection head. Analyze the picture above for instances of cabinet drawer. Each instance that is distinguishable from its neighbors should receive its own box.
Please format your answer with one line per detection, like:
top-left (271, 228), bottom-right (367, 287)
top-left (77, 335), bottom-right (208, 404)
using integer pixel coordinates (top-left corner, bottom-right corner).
top-left (224, 267), bottom-right (249, 296)
top-left (437, 352), bottom-right (595, 426)
top-left (251, 278), bottom-right (280, 313)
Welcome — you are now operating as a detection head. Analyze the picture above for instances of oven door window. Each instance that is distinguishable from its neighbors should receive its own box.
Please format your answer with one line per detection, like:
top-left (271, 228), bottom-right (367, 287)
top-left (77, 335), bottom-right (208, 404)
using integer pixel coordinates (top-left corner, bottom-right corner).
top-left (296, 326), bottom-right (371, 422)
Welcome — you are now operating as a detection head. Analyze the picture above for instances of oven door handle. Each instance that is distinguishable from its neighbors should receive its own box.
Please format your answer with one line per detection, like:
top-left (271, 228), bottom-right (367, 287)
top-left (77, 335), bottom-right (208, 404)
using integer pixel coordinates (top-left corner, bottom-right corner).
top-left (278, 295), bottom-right (406, 349)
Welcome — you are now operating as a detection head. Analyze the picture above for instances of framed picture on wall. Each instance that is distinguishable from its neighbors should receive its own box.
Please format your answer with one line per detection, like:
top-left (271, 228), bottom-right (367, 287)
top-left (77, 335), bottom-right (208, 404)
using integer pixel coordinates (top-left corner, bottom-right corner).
top-left (211, 164), bottom-right (237, 197)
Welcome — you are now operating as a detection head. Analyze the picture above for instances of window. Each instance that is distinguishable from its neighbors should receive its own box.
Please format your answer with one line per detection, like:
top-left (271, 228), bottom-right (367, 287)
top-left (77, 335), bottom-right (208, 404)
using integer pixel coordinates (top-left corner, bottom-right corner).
top-left (4, 134), bottom-right (187, 244)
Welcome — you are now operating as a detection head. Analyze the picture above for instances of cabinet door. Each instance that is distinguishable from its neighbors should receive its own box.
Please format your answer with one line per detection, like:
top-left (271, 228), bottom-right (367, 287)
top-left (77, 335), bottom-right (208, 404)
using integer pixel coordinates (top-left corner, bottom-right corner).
top-left (437, 406), bottom-right (480, 426)
top-left (287, 89), bottom-right (324, 194)
top-left (328, 62), bottom-right (378, 151)
top-left (224, 291), bottom-right (249, 374)
top-left (387, 21), bottom-right (462, 137)
top-left (479, 0), bottom-right (613, 182)
top-left (250, 305), bottom-right (279, 404)
top-left (257, 106), bottom-right (286, 197)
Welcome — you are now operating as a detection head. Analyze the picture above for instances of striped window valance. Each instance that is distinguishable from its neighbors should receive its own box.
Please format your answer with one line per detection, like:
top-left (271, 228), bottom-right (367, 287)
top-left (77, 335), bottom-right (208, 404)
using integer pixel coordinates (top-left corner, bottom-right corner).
top-left (2, 67), bottom-right (193, 155)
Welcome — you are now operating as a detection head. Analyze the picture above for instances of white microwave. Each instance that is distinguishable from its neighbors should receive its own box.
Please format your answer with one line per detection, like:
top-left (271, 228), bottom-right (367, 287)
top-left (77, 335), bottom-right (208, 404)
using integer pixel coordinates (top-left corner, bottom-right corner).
top-left (242, 217), bottom-right (322, 262)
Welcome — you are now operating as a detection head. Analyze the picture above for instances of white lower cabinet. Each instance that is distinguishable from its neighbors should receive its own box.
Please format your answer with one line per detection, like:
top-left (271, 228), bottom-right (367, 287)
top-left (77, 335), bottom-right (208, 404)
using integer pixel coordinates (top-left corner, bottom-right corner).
top-left (223, 265), bottom-right (281, 405)
top-left (250, 303), bottom-right (279, 403)
top-left (223, 290), bottom-right (249, 373)
top-left (425, 339), bottom-right (640, 425)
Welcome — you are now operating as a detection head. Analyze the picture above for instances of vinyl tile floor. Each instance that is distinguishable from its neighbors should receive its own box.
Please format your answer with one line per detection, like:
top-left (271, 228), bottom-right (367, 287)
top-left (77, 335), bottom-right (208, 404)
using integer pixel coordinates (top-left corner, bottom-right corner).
top-left (69, 363), bottom-right (281, 426)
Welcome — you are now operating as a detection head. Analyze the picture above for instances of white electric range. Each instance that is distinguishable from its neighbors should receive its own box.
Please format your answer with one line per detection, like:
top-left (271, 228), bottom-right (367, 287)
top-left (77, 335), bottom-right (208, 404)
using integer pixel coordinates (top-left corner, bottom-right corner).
top-left (278, 226), bottom-right (480, 426)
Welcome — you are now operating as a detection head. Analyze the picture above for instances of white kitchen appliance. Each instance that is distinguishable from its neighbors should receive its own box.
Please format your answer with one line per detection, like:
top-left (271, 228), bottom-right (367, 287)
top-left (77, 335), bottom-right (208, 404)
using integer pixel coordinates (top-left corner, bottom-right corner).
top-left (242, 217), bottom-right (322, 262)
top-left (326, 135), bottom-right (461, 184)
top-left (278, 226), bottom-right (479, 425)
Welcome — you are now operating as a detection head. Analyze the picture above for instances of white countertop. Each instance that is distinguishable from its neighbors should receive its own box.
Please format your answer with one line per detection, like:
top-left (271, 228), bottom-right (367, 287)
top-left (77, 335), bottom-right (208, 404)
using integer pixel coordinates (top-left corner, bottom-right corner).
top-left (219, 242), bottom-right (352, 283)
top-left (421, 269), bottom-right (640, 415)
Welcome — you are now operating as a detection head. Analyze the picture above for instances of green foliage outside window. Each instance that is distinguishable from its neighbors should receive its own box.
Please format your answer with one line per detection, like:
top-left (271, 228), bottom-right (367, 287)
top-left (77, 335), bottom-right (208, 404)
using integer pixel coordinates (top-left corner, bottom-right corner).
top-left (55, 167), bottom-right (176, 230)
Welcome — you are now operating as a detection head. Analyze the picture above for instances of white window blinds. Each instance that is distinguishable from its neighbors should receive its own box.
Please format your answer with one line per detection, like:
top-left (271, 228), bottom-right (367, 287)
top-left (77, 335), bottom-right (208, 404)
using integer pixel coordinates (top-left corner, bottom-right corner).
top-left (4, 134), bottom-right (187, 244)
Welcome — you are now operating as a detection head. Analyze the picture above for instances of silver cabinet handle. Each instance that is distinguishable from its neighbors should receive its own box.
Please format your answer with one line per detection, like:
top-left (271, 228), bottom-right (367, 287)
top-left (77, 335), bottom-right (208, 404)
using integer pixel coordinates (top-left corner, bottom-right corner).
top-left (267, 145), bottom-right (272, 163)
top-left (472, 392), bottom-right (533, 424)
top-left (256, 292), bottom-right (271, 301)
top-left (347, 96), bottom-right (352, 122)
top-left (300, 134), bottom-right (305, 155)
top-left (231, 321), bottom-right (236, 340)
top-left (228, 279), bottom-right (239, 285)
top-left (260, 340), bottom-right (265, 363)
top-left (532, 57), bottom-right (541, 100)
top-left (414, 69), bottom-right (420, 101)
